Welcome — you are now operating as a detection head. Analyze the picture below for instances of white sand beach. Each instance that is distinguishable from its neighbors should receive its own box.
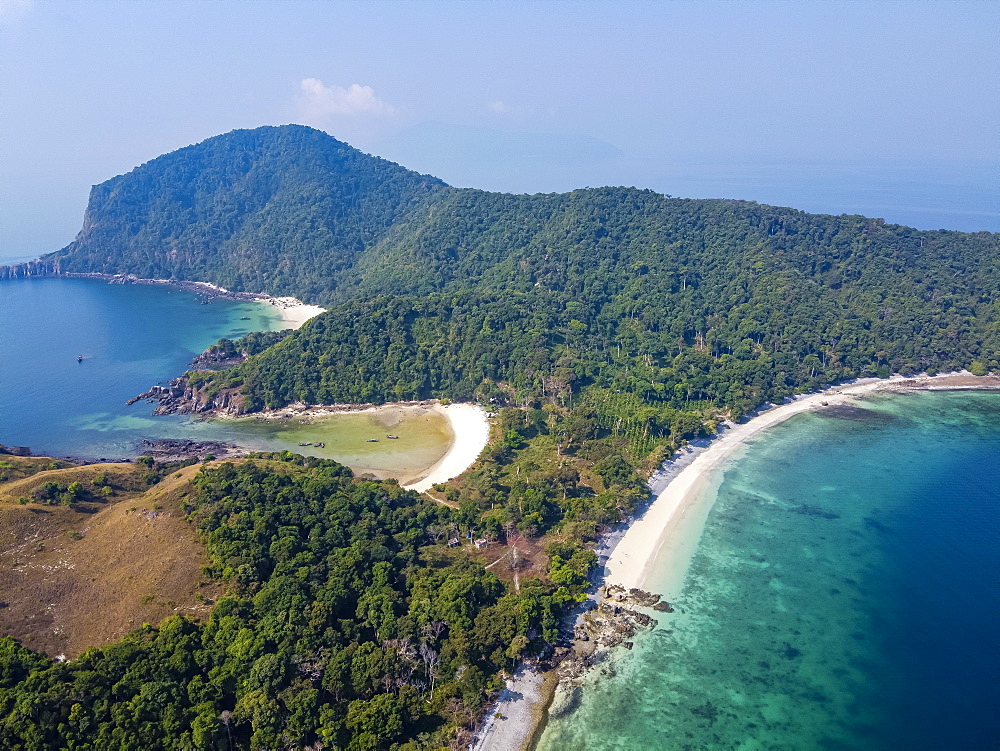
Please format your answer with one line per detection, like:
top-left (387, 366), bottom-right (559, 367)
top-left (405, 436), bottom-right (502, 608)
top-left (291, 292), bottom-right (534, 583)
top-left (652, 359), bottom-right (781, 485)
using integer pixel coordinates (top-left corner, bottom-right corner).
top-left (405, 403), bottom-right (491, 492)
top-left (605, 372), bottom-right (998, 592)
top-left (208, 400), bottom-right (490, 487)
top-left (80, 274), bottom-right (327, 330)
top-left (264, 295), bottom-right (326, 329)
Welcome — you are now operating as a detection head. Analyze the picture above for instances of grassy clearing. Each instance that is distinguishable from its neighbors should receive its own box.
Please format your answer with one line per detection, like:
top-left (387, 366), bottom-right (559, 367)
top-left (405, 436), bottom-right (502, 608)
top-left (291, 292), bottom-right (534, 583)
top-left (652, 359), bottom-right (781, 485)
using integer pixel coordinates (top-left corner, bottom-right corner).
top-left (0, 458), bottom-right (223, 658)
top-left (0, 456), bottom-right (74, 483)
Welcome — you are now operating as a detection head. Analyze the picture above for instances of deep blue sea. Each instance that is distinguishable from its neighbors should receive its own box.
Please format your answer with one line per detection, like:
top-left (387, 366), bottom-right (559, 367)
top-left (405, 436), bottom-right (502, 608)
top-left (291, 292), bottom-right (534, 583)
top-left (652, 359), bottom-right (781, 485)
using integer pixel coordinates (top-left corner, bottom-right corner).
top-left (539, 391), bottom-right (1000, 750)
top-left (0, 277), bottom-right (289, 457)
top-left (0, 277), bottom-right (452, 480)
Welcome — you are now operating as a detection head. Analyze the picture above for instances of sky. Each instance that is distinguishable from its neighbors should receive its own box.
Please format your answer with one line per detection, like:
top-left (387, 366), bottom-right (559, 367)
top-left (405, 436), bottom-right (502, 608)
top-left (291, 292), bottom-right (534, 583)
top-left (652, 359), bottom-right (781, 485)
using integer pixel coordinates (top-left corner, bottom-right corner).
top-left (1, 0), bottom-right (997, 262)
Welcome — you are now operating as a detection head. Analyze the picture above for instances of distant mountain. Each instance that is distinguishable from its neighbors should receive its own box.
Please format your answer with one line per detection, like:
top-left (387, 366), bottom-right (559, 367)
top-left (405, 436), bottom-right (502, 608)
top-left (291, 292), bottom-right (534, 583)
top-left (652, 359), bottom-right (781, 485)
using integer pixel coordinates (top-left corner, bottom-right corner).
top-left (34, 125), bottom-right (446, 302)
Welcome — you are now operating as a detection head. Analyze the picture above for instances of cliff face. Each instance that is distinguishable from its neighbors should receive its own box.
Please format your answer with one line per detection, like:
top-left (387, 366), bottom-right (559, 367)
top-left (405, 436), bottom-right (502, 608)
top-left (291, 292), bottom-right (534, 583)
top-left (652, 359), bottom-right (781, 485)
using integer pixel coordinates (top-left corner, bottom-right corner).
top-left (0, 259), bottom-right (61, 279)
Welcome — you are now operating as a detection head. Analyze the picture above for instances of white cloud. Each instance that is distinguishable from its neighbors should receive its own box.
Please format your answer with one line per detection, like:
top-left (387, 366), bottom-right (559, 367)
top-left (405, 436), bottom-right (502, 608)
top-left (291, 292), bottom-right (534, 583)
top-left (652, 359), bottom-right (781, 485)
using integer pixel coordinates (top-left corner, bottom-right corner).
top-left (487, 100), bottom-right (510, 114)
top-left (0, 0), bottom-right (33, 24)
top-left (296, 78), bottom-right (395, 120)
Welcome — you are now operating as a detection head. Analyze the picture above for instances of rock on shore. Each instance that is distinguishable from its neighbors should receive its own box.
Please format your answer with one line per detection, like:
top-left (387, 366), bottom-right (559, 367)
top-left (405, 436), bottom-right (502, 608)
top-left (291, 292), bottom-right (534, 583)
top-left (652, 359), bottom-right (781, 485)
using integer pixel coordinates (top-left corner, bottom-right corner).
top-left (137, 439), bottom-right (247, 462)
top-left (126, 376), bottom-right (247, 416)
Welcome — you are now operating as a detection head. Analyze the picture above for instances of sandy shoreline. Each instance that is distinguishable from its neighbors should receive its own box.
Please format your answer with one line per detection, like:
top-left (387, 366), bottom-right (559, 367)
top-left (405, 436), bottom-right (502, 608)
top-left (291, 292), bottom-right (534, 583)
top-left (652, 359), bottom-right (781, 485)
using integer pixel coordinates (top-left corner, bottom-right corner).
top-left (209, 399), bottom-right (491, 491)
top-left (471, 666), bottom-right (554, 751)
top-left (264, 296), bottom-right (326, 328)
top-left (404, 403), bottom-right (491, 492)
top-left (604, 372), bottom-right (1000, 592)
top-left (474, 371), bottom-right (1000, 751)
top-left (61, 272), bottom-right (326, 329)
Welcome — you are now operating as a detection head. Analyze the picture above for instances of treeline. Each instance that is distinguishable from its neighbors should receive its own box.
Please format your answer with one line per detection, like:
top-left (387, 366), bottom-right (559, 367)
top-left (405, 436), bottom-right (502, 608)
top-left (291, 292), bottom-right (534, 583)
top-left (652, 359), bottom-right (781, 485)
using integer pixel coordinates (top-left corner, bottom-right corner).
top-left (0, 455), bottom-right (581, 749)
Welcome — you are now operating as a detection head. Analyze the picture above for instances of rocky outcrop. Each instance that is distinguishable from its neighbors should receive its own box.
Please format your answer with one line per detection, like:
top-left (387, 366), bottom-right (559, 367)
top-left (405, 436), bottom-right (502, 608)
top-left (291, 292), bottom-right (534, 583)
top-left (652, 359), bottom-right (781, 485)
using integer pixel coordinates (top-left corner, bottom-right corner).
top-left (137, 438), bottom-right (246, 462)
top-left (0, 445), bottom-right (32, 456)
top-left (188, 350), bottom-right (246, 370)
top-left (126, 375), bottom-right (247, 416)
top-left (542, 585), bottom-right (663, 692)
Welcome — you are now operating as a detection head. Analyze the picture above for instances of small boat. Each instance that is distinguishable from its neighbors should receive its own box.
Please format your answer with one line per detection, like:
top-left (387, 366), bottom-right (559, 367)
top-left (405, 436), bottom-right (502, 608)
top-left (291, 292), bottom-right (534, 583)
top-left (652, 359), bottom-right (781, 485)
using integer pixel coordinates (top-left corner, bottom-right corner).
top-left (77, 355), bottom-right (83, 363)
top-left (240, 316), bottom-right (251, 320)
top-left (386, 434), bottom-right (399, 439)
top-left (366, 438), bottom-right (379, 443)
top-left (298, 442), bottom-right (312, 446)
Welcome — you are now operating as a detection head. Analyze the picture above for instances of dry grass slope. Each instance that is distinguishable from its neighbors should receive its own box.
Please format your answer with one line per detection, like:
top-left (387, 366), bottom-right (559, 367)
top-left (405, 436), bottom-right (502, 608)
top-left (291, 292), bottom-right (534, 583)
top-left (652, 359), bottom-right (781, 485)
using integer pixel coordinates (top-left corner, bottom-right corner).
top-left (0, 459), bottom-right (223, 658)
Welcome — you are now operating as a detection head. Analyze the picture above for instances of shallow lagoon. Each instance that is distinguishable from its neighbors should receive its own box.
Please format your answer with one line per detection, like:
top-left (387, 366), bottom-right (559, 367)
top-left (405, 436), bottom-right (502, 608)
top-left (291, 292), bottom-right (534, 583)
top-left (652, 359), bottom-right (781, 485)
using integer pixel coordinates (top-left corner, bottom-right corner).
top-left (539, 391), bottom-right (1000, 750)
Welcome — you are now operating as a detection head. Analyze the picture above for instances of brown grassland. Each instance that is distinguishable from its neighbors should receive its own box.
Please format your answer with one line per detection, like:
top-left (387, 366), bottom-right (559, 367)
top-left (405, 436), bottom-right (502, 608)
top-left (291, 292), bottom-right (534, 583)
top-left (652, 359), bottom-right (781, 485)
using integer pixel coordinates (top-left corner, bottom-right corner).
top-left (0, 458), bottom-right (224, 658)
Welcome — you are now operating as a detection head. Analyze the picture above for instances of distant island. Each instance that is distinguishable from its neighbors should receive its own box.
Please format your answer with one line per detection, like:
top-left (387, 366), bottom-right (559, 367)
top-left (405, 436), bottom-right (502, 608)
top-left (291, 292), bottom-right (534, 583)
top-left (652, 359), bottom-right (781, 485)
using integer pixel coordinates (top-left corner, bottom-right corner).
top-left (1, 124), bottom-right (997, 749)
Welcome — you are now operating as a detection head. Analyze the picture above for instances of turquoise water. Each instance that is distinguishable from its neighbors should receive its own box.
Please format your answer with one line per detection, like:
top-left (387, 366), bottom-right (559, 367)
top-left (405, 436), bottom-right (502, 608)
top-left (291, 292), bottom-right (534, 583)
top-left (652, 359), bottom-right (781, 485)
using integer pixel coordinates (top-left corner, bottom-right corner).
top-left (539, 391), bottom-right (1000, 750)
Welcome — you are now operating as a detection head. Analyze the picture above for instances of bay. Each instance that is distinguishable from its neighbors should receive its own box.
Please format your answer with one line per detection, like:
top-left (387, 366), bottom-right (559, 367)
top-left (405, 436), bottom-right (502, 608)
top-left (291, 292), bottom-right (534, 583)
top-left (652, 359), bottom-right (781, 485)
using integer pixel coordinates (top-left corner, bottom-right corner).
top-left (538, 391), bottom-right (1000, 750)
top-left (0, 278), bottom-right (451, 479)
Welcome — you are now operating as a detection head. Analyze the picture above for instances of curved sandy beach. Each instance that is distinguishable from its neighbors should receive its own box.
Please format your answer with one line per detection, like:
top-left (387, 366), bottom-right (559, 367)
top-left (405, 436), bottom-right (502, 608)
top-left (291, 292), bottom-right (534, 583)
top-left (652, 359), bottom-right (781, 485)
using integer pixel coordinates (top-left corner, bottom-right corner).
top-left (605, 372), bottom-right (1000, 592)
top-left (179, 280), bottom-right (325, 329)
top-left (216, 400), bottom-right (491, 488)
top-left (405, 403), bottom-right (491, 492)
top-left (264, 296), bottom-right (326, 329)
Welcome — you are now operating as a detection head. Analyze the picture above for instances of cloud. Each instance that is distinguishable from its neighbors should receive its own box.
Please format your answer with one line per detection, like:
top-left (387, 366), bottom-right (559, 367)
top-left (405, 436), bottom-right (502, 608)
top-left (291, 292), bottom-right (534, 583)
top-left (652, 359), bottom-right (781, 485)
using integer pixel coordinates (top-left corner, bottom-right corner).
top-left (296, 79), bottom-right (395, 120)
top-left (487, 101), bottom-right (509, 114)
top-left (0, 0), bottom-right (33, 24)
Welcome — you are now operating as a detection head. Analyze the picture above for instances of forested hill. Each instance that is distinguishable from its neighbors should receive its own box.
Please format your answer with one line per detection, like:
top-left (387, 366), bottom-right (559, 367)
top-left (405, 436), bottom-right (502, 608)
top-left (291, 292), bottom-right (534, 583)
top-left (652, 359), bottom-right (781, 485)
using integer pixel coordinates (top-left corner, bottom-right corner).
top-left (33, 125), bottom-right (447, 302)
top-left (21, 124), bottom-right (999, 319)
top-left (26, 123), bottom-right (999, 436)
top-left (200, 187), bottom-right (999, 419)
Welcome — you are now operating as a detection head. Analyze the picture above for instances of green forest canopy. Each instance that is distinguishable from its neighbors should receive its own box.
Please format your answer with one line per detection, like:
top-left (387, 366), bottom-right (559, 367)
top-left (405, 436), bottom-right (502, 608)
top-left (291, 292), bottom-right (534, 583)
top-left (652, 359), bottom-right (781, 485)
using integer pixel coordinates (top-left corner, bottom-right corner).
top-left (0, 455), bottom-right (582, 749)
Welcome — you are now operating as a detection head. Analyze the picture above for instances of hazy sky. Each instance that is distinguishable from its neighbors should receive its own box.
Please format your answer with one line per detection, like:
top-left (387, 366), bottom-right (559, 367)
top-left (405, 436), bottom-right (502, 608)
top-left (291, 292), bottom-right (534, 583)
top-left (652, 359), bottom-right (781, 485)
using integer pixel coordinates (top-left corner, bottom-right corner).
top-left (1, 0), bottom-right (997, 260)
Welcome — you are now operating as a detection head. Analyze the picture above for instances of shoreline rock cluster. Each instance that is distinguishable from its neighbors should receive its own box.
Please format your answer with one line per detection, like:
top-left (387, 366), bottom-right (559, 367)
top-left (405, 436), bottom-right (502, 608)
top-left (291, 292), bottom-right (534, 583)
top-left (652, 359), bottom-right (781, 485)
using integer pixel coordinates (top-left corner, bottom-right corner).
top-left (0, 444), bottom-right (32, 457)
top-left (469, 584), bottom-right (666, 751)
top-left (126, 376), bottom-right (246, 416)
top-left (136, 438), bottom-right (247, 462)
top-left (549, 585), bottom-right (665, 683)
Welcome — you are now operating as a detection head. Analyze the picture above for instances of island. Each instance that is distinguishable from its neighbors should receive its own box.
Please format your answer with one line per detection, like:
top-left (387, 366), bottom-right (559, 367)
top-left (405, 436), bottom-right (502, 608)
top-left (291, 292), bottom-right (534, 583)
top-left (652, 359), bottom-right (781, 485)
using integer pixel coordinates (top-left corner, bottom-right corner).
top-left (1, 124), bottom-right (997, 749)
